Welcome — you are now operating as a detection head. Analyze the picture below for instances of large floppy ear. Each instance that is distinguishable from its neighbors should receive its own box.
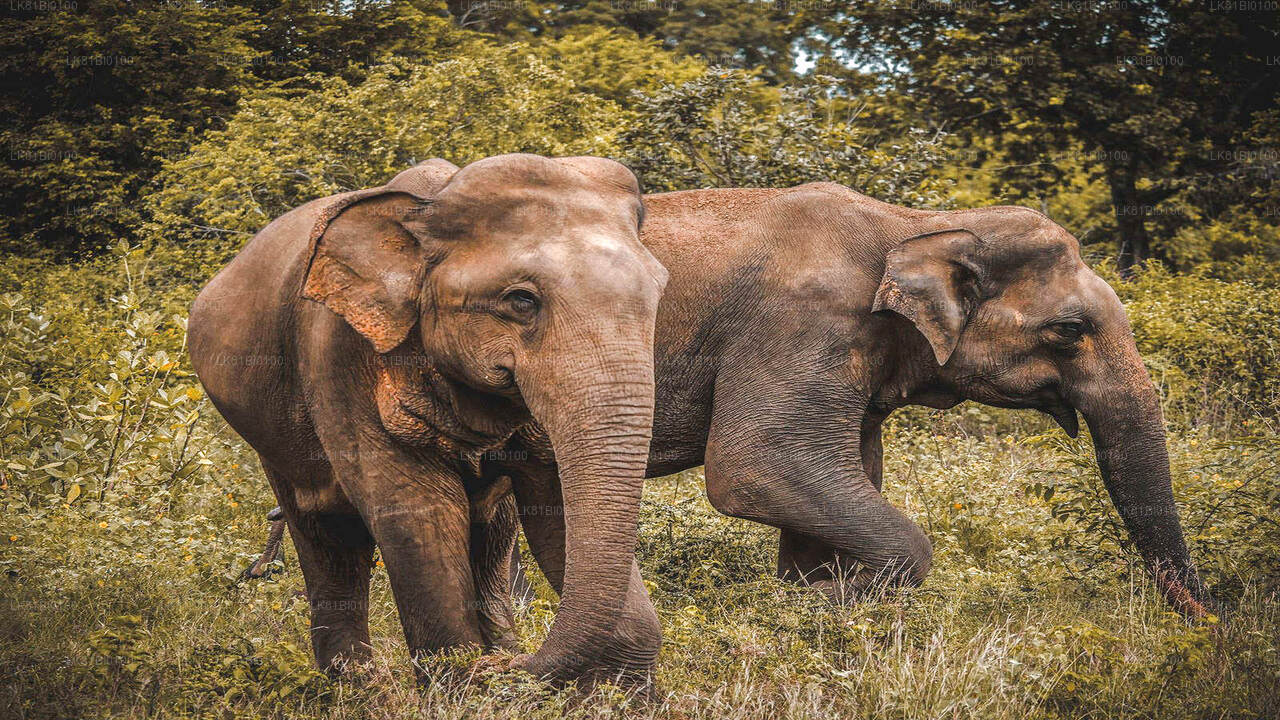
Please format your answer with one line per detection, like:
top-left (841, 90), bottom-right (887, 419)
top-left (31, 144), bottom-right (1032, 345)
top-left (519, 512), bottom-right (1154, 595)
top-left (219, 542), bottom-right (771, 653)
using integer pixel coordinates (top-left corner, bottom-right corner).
top-left (872, 228), bottom-right (985, 366)
top-left (554, 156), bottom-right (643, 196)
top-left (301, 159), bottom-right (459, 353)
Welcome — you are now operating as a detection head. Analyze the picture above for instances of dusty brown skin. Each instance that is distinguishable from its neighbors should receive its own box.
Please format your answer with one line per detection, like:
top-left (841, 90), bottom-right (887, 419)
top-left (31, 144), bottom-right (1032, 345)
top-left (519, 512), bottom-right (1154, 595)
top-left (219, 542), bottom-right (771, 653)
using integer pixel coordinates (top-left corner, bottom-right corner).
top-left (497, 181), bottom-right (1211, 623)
top-left (188, 154), bottom-right (669, 684)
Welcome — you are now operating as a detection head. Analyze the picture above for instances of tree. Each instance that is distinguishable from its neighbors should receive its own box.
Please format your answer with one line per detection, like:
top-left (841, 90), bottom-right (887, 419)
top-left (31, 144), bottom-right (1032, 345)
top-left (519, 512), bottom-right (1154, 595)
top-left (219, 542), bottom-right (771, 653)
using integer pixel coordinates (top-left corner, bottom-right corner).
top-left (448, 0), bottom-right (802, 83)
top-left (0, 0), bottom-right (464, 257)
top-left (803, 1), bottom-right (1280, 271)
top-left (145, 44), bottom-right (630, 282)
top-left (0, 0), bottom-right (259, 256)
top-left (618, 69), bottom-right (948, 206)
top-left (225, 0), bottom-right (462, 82)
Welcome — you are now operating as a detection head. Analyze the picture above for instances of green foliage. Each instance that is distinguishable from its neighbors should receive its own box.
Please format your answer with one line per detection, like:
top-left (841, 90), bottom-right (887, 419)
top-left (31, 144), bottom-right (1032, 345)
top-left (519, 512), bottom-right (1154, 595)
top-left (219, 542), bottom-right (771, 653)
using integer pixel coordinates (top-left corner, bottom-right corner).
top-left (86, 615), bottom-right (154, 685)
top-left (619, 70), bottom-right (949, 206)
top-left (81, 615), bottom-right (327, 716)
top-left (0, 0), bottom-right (261, 257)
top-left (0, 266), bottom-right (217, 508)
top-left (177, 638), bottom-right (329, 708)
top-left (806, 1), bottom-right (1280, 269)
top-left (1026, 430), bottom-right (1280, 599)
top-left (0, 0), bottom-right (473, 258)
top-left (458, 0), bottom-right (801, 83)
top-left (1104, 264), bottom-right (1280, 422)
top-left (534, 28), bottom-right (704, 104)
top-left (1161, 210), bottom-right (1280, 287)
top-left (227, 0), bottom-right (463, 83)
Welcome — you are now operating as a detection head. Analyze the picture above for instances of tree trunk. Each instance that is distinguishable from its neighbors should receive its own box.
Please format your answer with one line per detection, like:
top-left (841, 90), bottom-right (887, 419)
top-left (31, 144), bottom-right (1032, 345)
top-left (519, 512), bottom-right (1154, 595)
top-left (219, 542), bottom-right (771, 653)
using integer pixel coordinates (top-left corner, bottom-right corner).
top-left (1105, 162), bottom-right (1150, 275)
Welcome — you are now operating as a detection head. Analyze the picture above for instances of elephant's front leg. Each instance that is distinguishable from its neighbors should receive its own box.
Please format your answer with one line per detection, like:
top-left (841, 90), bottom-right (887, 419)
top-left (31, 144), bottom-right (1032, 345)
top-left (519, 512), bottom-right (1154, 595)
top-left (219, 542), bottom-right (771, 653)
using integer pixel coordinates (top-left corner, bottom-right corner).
top-left (467, 474), bottom-right (521, 652)
top-left (705, 365), bottom-right (932, 600)
top-left (777, 413), bottom-right (887, 601)
top-left (348, 443), bottom-right (486, 674)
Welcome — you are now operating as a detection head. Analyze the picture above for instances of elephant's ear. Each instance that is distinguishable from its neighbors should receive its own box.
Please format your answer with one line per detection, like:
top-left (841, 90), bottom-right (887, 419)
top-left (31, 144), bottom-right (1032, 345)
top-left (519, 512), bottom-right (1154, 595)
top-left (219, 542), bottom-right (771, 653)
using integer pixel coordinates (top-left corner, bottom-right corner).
top-left (554, 156), bottom-right (642, 194)
top-left (302, 160), bottom-right (459, 353)
top-left (554, 156), bottom-right (645, 224)
top-left (872, 228), bottom-right (985, 366)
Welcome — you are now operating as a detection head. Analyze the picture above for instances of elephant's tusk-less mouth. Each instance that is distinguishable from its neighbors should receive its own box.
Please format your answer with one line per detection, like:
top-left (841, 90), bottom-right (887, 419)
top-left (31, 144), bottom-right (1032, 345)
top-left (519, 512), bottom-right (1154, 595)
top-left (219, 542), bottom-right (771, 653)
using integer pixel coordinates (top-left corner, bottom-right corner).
top-left (1040, 403), bottom-right (1080, 437)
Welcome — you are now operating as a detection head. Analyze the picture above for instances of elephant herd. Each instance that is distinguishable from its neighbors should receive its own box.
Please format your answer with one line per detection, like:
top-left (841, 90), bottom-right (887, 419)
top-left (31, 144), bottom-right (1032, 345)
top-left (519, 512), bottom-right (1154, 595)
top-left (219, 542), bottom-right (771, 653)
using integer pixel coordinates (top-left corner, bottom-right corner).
top-left (187, 153), bottom-right (1212, 689)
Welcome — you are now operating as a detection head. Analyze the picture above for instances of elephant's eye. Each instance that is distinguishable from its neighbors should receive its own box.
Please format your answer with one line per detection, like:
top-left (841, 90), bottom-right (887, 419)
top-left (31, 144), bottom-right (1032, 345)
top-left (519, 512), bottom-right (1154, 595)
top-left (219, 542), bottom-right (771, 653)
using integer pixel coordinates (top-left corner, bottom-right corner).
top-left (1048, 320), bottom-right (1086, 344)
top-left (501, 288), bottom-right (540, 319)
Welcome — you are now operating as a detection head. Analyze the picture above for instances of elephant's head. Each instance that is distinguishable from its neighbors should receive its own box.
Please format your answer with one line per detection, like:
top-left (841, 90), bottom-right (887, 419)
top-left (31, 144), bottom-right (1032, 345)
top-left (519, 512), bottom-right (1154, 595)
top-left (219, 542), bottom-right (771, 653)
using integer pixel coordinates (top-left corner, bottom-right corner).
top-left (302, 154), bottom-right (668, 669)
top-left (873, 207), bottom-right (1211, 618)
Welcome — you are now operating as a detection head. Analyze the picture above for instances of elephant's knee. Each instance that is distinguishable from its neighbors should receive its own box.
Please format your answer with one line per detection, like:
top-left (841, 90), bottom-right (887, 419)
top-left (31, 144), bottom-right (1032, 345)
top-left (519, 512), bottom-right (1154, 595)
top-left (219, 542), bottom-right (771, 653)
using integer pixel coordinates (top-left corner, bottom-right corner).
top-left (704, 475), bottom-right (752, 519)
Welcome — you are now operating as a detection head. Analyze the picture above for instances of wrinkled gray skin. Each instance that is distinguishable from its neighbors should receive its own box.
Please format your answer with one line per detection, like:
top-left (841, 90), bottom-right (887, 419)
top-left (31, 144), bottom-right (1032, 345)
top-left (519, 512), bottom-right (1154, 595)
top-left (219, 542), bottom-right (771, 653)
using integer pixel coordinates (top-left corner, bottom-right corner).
top-left (189, 154), bottom-right (668, 685)
top-left (247, 175), bottom-right (1212, 680)
top-left (495, 182), bottom-right (1210, 623)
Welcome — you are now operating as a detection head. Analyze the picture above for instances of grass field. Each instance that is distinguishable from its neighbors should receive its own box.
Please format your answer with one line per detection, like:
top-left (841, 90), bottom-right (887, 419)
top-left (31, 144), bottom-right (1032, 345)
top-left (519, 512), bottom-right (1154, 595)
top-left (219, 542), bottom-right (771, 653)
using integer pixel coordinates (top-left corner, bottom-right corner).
top-left (4, 406), bottom-right (1277, 720)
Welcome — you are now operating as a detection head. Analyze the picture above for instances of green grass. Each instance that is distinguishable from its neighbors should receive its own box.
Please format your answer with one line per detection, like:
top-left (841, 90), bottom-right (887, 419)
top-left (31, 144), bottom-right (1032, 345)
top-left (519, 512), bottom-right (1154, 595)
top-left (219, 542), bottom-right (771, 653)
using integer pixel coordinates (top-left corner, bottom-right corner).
top-left (3, 410), bottom-right (1277, 719)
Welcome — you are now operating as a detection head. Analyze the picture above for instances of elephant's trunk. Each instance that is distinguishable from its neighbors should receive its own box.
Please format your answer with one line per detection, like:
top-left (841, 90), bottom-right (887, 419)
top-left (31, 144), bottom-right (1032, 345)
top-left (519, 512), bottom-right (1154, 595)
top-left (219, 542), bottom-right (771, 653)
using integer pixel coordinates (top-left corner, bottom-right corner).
top-left (517, 348), bottom-right (659, 679)
top-left (1080, 376), bottom-right (1212, 619)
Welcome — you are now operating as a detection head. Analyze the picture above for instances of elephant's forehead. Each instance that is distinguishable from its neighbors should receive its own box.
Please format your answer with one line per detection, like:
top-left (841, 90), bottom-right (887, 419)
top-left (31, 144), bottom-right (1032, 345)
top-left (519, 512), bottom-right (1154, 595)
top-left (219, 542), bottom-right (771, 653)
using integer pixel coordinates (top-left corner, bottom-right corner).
top-left (509, 234), bottom-right (655, 294)
top-left (532, 232), bottom-right (630, 265)
top-left (429, 186), bottom-right (634, 239)
top-left (995, 262), bottom-right (1126, 324)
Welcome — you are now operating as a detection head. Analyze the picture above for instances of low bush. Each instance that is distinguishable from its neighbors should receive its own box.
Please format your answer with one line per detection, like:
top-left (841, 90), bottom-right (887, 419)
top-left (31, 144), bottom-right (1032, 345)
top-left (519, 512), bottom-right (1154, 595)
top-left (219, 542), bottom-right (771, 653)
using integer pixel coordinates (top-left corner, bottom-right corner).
top-left (1104, 263), bottom-right (1280, 424)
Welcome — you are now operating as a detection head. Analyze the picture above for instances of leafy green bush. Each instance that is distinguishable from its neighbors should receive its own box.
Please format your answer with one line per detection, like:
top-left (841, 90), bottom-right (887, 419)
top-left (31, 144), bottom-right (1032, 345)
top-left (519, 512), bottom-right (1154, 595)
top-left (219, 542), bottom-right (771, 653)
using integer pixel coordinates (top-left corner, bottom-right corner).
top-left (1025, 430), bottom-right (1280, 599)
top-left (1161, 211), bottom-right (1280, 287)
top-left (618, 69), bottom-right (950, 207)
top-left (144, 45), bottom-right (625, 277)
top-left (1104, 263), bottom-right (1280, 423)
top-left (0, 279), bottom-right (216, 508)
top-left (534, 28), bottom-right (704, 104)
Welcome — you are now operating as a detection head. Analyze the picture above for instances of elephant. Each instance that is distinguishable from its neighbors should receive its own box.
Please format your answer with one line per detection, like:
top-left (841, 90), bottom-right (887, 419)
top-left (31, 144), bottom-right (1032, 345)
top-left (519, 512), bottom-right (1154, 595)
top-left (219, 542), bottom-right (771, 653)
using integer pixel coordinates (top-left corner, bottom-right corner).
top-left (631, 185), bottom-right (1211, 618)
top-left (188, 153), bottom-right (669, 686)
top-left (242, 170), bottom-right (1213, 681)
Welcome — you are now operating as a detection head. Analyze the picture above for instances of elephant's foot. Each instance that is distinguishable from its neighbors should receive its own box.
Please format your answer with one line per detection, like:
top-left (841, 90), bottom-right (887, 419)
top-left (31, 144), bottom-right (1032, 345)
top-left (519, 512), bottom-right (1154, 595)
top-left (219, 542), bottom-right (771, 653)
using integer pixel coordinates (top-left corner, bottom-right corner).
top-left (805, 578), bottom-right (854, 606)
top-left (322, 648), bottom-right (377, 679)
top-left (800, 575), bottom-right (890, 606)
top-left (788, 565), bottom-right (919, 606)
top-left (507, 652), bottom-right (658, 697)
top-left (507, 592), bottom-right (661, 689)
top-left (777, 529), bottom-right (928, 606)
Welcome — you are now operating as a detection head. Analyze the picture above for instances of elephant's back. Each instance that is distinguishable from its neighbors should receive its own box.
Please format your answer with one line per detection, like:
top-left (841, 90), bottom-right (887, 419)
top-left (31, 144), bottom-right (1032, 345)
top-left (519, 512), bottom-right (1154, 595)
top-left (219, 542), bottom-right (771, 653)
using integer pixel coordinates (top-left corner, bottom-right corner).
top-left (192, 196), bottom-right (330, 315)
top-left (642, 188), bottom-right (788, 255)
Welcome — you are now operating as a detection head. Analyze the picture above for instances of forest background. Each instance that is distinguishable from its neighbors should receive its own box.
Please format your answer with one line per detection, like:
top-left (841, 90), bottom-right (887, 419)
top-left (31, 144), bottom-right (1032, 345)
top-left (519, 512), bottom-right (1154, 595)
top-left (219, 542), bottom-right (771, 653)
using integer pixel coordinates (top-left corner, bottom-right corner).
top-left (2, 2), bottom-right (1279, 717)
